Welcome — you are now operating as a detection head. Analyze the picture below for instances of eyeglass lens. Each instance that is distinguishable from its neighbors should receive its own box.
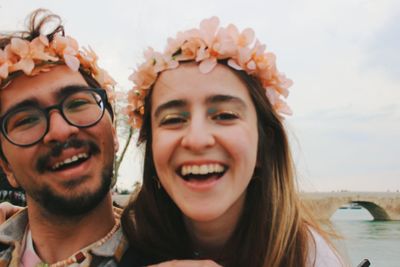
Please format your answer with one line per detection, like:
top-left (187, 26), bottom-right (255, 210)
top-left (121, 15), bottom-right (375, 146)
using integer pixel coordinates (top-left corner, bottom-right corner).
top-left (3, 90), bottom-right (104, 146)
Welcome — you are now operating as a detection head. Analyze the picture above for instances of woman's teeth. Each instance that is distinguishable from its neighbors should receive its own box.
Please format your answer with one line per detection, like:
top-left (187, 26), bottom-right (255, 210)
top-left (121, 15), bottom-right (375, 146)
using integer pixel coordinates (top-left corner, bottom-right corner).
top-left (181, 163), bottom-right (225, 176)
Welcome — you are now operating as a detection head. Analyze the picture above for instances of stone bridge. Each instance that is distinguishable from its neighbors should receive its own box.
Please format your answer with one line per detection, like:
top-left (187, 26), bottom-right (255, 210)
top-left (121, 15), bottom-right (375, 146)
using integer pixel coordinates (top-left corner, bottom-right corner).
top-left (114, 192), bottom-right (400, 221)
top-left (301, 192), bottom-right (400, 221)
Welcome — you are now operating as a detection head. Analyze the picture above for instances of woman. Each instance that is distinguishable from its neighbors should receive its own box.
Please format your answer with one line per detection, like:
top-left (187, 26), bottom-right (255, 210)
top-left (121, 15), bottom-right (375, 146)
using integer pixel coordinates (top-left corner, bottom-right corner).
top-left (121, 17), bottom-right (345, 267)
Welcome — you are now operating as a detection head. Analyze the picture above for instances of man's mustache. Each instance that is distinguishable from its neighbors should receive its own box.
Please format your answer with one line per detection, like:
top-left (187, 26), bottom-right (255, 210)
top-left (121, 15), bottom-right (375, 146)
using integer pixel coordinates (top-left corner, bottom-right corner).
top-left (36, 138), bottom-right (100, 173)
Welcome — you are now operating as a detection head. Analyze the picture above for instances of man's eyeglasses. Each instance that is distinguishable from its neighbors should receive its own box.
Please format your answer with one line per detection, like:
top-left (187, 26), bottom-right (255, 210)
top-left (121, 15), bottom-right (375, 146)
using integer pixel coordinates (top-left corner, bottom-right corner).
top-left (0, 88), bottom-right (109, 147)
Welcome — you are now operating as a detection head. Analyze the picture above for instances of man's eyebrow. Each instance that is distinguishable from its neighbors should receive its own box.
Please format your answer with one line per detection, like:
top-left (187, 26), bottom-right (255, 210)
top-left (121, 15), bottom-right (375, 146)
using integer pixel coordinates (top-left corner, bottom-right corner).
top-left (2, 99), bottom-right (40, 116)
top-left (56, 85), bottom-right (92, 99)
top-left (206, 94), bottom-right (247, 108)
top-left (154, 99), bottom-right (187, 118)
top-left (1, 85), bottom-right (91, 116)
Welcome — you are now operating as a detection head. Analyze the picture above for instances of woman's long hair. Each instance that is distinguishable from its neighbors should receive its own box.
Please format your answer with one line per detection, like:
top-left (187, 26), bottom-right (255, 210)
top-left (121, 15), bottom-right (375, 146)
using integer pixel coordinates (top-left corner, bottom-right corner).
top-left (122, 63), bottom-right (321, 267)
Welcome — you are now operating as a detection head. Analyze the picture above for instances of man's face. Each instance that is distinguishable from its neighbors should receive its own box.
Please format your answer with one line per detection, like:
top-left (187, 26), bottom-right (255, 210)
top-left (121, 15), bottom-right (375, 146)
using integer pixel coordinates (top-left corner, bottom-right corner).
top-left (0, 66), bottom-right (118, 216)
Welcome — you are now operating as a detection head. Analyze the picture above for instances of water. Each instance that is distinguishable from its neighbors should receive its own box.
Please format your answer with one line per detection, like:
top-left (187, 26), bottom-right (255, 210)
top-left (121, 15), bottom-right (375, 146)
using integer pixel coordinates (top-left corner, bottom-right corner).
top-left (330, 208), bottom-right (400, 266)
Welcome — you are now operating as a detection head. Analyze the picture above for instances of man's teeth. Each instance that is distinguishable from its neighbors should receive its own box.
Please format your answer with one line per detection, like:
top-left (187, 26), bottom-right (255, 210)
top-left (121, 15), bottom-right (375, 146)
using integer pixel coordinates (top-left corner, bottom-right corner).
top-left (52, 153), bottom-right (88, 170)
top-left (181, 164), bottom-right (225, 176)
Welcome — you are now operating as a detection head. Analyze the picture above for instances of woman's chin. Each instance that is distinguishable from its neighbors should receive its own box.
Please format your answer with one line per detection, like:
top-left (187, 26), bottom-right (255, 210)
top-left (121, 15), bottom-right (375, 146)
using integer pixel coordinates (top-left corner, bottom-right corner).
top-left (181, 206), bottom-right (225, 224)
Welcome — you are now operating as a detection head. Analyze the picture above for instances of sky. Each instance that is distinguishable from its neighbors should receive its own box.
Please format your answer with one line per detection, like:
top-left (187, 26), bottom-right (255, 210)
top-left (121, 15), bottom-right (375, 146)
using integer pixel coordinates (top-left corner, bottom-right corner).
top-left (0, 0), bottom-right (399, 192)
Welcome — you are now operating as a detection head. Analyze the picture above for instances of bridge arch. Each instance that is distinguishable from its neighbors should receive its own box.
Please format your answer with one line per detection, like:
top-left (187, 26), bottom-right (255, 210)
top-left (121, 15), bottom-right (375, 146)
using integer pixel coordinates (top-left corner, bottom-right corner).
top-left (301, 192), bottom-right (400, 221)
top-left (352, 201), bottom-right (390, 221)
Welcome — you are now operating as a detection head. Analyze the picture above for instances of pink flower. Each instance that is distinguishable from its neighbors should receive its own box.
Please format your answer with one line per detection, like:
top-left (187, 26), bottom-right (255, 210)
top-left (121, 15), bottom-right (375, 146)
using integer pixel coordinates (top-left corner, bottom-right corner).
top-left (199, 57), bottom-right (218, 73)
top-left (52, 35), bottom-right (80, 71)
top-left (8, 36), bottom-right (58, 75)
top-left (213, 27), bottom-right (236, 58)
top-left (129, 62), bottom-right (158, 90)
top-left (79, 46), bottom-right (98, 70)
top-left (225, 24), bottom-right (255, 48)
top-left (199, 16), bottom-right (220, 47)
top-left (274, 99), bottom-right (292, 116)
top-left (179, 38), bottom-right (206, 61)
top-left (94, 68), bottom-right (116, 100)
top-left (153, 52), bottom-right (179, 73)
top-left (165, 31), bottom-right (190, 55)
top-left (0, 49), bottom-right (9, 79)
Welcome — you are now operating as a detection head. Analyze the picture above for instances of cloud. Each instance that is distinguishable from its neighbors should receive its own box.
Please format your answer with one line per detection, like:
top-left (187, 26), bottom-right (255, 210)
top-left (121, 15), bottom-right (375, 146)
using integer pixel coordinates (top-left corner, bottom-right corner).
top-left (290, 105), bottom-right (400, 191)
top-left (364, 11), bottom-right (400, 80)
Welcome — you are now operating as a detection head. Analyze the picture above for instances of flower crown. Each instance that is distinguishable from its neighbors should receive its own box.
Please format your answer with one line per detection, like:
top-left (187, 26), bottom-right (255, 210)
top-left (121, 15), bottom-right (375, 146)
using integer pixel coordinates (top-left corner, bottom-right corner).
top-left (126, 17), bottom-right (293, 128)
top-left (0, 34), bottom-right (116, 100)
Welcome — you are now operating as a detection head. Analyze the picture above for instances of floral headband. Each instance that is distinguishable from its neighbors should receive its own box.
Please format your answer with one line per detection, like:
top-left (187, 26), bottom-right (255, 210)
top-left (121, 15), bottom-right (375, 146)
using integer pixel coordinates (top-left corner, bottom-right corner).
top-left (0, 34), bottom-right (116, 100)
top-left (125, 16), bottom-right (293, 128)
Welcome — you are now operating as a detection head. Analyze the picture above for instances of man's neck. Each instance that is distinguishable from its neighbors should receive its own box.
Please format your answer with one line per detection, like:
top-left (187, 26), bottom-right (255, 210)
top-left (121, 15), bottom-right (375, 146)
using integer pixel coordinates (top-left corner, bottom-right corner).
top-left (26, 193), bottom-right (116, 264)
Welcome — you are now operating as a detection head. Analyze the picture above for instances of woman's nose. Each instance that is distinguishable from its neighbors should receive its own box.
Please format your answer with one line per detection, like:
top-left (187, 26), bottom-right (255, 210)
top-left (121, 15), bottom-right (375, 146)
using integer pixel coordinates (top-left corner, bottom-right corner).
top-left (180, 116), bottom-right (215, 152)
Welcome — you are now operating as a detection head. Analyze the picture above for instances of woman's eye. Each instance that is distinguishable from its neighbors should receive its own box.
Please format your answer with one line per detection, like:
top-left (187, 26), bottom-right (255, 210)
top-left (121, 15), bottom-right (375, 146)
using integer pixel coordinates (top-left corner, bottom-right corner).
top-left (159, 115), bottom-right (187, 126)
top-left (212, 111), bottom-right (239, 121)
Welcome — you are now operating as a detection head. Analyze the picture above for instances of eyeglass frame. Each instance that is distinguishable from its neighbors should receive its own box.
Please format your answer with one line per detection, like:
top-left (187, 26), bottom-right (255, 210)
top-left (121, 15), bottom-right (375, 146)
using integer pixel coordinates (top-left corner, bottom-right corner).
top-left (0, 88), bottom-right (111, 147)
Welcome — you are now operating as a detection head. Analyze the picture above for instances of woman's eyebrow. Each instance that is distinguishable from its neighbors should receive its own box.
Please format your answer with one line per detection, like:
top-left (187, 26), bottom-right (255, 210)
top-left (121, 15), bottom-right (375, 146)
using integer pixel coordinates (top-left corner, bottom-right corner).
top-left (206, 94), bottom-right (247, 109)
top-left (154, 99), bottom-right (187, 118)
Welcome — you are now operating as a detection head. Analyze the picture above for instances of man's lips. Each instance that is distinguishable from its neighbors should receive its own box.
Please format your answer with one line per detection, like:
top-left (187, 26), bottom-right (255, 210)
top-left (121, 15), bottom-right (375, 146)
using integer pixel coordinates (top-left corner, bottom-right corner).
top-left (36, 138), bottom-right (100, 173)
top-left (50, 151), bottom-right (90, 171)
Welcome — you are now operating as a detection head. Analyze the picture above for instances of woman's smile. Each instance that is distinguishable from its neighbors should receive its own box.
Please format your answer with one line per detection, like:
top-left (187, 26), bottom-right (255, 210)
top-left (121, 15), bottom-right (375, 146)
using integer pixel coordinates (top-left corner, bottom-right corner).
top-left (151, 62), bottom-right (258, 223)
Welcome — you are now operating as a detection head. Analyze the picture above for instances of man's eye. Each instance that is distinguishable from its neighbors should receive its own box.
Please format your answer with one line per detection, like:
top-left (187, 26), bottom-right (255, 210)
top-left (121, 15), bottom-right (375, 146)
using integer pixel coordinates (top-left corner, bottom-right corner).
top-left (159, 115), bottom-right (187, 126)
top-left (9, 115), bottom-right (41, 131)
top-left (212, 111), bottom-right (239, 121)
top-left (65, 99), bottom-right (91, 110)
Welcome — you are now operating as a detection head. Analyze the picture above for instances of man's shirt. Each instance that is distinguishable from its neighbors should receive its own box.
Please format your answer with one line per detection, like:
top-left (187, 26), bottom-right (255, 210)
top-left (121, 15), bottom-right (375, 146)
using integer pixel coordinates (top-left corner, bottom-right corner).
top-left (0, 208), bottom-right (128, 267)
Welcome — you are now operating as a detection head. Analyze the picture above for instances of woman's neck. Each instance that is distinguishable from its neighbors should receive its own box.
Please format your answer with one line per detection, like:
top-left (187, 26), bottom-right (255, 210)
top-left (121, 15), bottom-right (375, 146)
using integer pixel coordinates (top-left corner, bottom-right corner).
top-left (184, 193), bottom-right (246, 258)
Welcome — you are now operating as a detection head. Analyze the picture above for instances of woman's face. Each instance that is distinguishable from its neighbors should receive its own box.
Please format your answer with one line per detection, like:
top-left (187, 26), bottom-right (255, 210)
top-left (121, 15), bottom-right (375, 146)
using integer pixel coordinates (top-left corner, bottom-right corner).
top-left (151, 63), bottom-right (258, 224)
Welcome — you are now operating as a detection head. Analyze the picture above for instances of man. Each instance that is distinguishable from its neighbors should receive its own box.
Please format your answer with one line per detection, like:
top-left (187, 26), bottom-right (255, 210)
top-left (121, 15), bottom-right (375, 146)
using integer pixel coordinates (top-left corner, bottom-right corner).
top-left (0, 9), bottom-right (127, 266)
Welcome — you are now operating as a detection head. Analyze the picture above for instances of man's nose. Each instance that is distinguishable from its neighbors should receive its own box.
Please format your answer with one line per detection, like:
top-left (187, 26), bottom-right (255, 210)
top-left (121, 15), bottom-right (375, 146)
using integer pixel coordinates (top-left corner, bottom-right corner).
top-left (42, 110), bottom-right (79, 144)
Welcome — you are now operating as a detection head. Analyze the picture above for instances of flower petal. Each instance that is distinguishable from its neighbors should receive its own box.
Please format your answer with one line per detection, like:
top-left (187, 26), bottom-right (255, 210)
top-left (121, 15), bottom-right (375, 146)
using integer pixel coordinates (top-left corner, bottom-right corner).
top-left (12, 58), bottom-right (35, 75)
top-left (0, 63), bottom-right (9, 79)
top-left (64, 54), bottom-right (80, 71)
top-left (199, 57), bottom-right (217, 73)
top-left (39, 35), bottom-right (49, 46)
top-left (275, 100), bottom-right (293, 116)
top-left (240, 28), bottom-right (255, 46)
top-left (200, 17), bottom-right (219, 46)
top-left (10, 38), bottom-right (29, 57)
top-left (227, 59), bottom-right (242, 70)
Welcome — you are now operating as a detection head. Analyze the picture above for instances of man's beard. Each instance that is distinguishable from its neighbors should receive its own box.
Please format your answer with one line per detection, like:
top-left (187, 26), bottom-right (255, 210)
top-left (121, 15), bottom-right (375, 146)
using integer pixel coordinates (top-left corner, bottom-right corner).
top-left (27, 138), bottom-right (114, 217)
top-left (29, 162), bottom-right (113, 217)
top-left (31, 164), bottom-right (113, 217)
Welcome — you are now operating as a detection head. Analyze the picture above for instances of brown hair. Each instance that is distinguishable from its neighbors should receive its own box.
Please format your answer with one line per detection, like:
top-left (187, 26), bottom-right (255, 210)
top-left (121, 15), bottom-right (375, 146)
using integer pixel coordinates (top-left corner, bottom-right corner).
top-left (121, 61), bottom-right (330, 266)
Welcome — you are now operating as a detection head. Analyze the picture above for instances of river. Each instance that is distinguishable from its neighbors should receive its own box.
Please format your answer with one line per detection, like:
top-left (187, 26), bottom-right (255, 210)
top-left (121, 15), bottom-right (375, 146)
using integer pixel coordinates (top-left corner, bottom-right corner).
top-left (331, 208), bottom-right (400, 266)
